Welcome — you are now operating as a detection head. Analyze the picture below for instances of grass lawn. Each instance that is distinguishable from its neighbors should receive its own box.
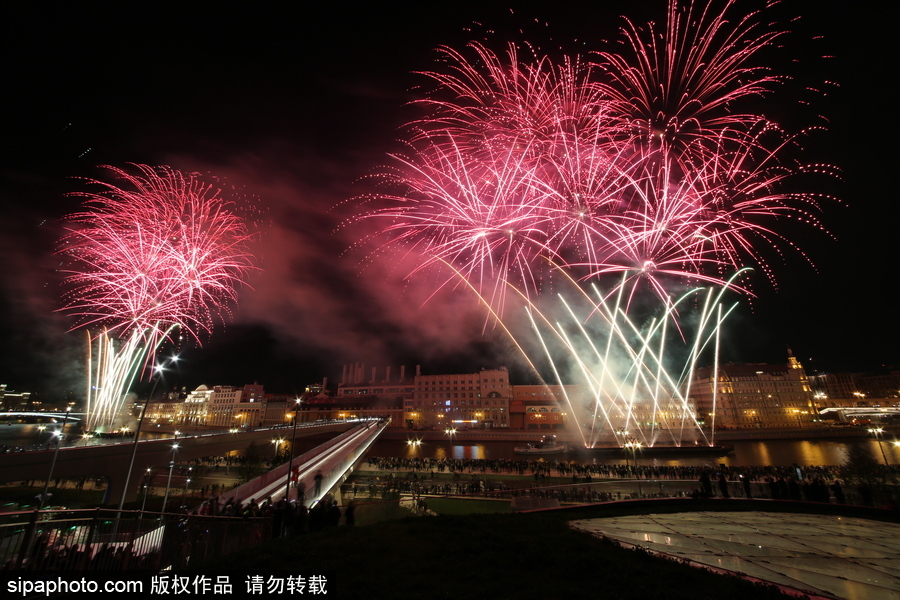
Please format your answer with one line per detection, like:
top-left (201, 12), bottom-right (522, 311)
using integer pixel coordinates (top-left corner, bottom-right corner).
top-left (209, 508), bottom-right (799, 600)
top-left (424, 496), bottom-right (510, 514)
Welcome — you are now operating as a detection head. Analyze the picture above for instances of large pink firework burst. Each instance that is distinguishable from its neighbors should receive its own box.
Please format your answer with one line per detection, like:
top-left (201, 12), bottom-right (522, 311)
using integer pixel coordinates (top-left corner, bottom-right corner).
top-left (412, 41), bottom-right (615, 162)
top-left (594, 0), bottom-right (784, 155)
top-left (352, 0), bottom-right (836, 314)
top-left (354, 136), bottom-right (562, 310)
top-left (59, 164), bottom-right (256, 347)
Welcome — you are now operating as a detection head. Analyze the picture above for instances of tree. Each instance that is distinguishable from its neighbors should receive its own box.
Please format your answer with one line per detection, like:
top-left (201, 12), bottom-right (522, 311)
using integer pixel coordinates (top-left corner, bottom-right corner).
top-left (238, 441), bottom-right (265, 483)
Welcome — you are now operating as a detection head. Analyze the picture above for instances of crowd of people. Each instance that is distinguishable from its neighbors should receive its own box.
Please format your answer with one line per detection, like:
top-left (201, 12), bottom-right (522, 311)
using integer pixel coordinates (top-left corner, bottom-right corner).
top-left (360, 455), bottom-right (897, 508)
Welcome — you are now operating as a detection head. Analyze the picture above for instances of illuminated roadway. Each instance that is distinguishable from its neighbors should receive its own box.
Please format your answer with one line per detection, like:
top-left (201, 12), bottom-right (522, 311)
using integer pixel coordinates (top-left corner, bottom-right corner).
top-left (0, 420), bottom-right (358, 504)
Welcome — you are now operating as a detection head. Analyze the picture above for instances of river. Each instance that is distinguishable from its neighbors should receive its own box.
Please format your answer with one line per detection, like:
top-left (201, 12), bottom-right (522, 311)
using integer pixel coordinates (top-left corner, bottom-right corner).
top-left (1, 422), bottom-right (896, 467)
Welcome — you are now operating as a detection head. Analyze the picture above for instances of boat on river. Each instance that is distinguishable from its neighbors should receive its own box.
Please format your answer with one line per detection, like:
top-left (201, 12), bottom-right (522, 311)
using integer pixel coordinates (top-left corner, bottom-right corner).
top-left (514, 435), bottom-right (567, 455)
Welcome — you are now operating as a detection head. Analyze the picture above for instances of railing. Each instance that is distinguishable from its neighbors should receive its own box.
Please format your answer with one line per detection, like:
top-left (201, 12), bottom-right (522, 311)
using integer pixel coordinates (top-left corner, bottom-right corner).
top-left (0, 508), bottom-right (272, 571)
top-left (342, 476), bottom-right (900, 509)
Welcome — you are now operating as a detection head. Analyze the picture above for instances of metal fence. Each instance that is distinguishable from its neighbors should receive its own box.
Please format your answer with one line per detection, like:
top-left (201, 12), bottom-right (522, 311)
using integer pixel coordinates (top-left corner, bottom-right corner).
top-left (0, 508), bottom-right (272, 571)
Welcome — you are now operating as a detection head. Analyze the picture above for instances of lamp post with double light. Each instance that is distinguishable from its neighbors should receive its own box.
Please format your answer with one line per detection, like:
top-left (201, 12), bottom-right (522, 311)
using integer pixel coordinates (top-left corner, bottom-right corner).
top-left (624, 438), bottom-right (642, 468)
top-left (868, 427), bottom-right (890, 466)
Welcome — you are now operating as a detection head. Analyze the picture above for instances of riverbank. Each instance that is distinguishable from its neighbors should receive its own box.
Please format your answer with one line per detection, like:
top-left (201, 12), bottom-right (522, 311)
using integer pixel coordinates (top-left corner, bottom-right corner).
top-left (379, 424), bottom-right (883, 444)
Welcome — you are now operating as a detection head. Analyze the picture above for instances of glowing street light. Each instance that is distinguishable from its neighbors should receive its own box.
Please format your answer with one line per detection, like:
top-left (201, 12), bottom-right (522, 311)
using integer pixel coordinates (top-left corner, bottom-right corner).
top-left (181, 477), bottom-right (192, 509)
top-left (444, 427), bottom-right (457, 446)
top-left (161, 440), bottom-right (179, 513)
top-left (624, 438), bottom-right (642, 468)
top-left (117, 357), bottom-right (177, 514)
top-left (282, 398), bottom-right (304, 508)
top-left (867, 427), bottom-right (889, 465)
top-left (39, 406), bottom-right (71, 510)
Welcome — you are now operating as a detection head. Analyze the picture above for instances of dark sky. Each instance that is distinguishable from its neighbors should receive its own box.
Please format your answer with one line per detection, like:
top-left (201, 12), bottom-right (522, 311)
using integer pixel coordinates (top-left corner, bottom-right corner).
top-left (0, 1), bottom-right (894, 400)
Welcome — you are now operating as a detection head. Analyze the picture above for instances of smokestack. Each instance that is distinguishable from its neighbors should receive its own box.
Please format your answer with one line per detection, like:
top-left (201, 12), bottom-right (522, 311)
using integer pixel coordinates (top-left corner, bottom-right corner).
top-left (386, 366), bottom-right (391, 382)
top-left (371, 367), bottom-right (376, 383)
top-left (400, 365), bottom-right (406, 381)
top-left (341, 364), bottom-right (348, 384)
top-left (322, 377), bottom-right (328, 392)
top-left (356, 363), bottom-right (362, 384)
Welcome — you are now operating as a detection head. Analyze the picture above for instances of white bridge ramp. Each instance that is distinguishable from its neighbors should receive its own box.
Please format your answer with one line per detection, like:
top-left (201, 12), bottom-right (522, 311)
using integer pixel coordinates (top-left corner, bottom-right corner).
top-left (224, 419), bottom-right (387, 507)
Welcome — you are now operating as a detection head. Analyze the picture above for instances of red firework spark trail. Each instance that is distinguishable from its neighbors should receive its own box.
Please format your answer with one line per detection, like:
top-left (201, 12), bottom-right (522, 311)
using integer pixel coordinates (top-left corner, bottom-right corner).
top-left (359, 136), bottom-right (563, 310)
top-left (412, 41), bottom-right (614, 161)
top-left (594, 0), bottom-right (784, 154)
top-left (59, 164), bottom-right (256, 348)
top-left (352, 0), bottom-right (837, 314)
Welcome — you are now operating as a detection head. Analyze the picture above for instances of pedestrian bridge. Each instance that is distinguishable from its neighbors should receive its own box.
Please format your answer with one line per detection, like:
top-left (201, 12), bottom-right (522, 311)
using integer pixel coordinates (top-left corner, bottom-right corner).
top-left (0, 420), bottom-right (372, 505)
top-left (223, 419), bottom-right (389, 508)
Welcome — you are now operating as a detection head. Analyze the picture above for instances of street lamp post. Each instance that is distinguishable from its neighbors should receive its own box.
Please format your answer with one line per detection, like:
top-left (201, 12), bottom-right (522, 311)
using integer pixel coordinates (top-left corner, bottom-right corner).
top-left (117, 360), bottom-right (174, 513)
top-left (282, 398), bottom-right (303, 505)
top-left (868, 427), bottom-right (890, 466)
top-left (444, 427), bottom-right (457, 447)
top-left (139, 467), bottom-right (153, 513)
top-left (161, 440), bottom-right (179, 513)
top-left (39, 406), bottom-right (71, 510)
top-left (624, 437), bottom-right (643, 498)
top-left (624, 438), bottom-right (642, 468)
top-left (181, 478), bottom-right (191, 510)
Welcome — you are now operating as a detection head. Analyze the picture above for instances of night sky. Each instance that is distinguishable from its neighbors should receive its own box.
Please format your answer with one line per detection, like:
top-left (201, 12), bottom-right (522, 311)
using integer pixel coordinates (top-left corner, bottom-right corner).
top-left (0, 1), bottom-right (894, 401)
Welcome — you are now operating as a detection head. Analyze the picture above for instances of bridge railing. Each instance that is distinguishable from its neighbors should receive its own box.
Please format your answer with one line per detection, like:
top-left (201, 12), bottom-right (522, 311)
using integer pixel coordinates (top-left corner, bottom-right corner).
top-left (0, 508), bottom-right (272, 571)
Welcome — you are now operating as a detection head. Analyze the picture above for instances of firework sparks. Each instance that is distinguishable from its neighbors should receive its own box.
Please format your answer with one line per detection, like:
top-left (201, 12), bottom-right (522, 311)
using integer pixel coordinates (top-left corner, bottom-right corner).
top-left (59, 164), bottom-right (256, 432)
top-left (594, 0), bottom-right (785, 153)
top-left (523, 274), bottom-right (743, 449)
top-left (352, 0), bottom-right (835, 314)
top-left (348, 1), bottom-right (837, 447)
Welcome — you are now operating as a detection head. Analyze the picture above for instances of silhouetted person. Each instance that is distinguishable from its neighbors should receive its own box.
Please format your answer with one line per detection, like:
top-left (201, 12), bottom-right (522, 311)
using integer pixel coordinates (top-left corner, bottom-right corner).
top-left (699, 470), bottom-right (713, 496)
top-left (327, 501), bottom-right (341, 527)
top-left (831, 480), bottom-right (846, 504)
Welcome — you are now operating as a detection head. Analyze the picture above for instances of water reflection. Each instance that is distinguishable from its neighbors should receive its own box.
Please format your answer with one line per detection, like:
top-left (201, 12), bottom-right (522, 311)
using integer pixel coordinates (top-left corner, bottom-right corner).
top-left (368, 437), bottom-right (900, 467)
top-left (3, 422), bottom-right (899, 468)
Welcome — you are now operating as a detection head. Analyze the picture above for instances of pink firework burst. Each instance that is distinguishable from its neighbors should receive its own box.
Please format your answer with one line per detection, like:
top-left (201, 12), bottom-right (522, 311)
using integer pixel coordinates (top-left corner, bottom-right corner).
top-left (59, 164), bottom-right (256, 345)
top-left (352, 0), bottom-right (837, 314)
top-left (594, 0), bottom-right (784, 154)
top-left (412, 41), bottom-right (614, 162)
top-left (355, 136), bottom-right (562, 311)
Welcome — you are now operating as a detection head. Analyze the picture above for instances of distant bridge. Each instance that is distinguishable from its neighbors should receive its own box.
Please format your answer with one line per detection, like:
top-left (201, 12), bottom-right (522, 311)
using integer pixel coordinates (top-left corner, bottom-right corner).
top-left (818, 407), bottom-right (900, 419)
top-left (0, 411), bottom-right (84, 421)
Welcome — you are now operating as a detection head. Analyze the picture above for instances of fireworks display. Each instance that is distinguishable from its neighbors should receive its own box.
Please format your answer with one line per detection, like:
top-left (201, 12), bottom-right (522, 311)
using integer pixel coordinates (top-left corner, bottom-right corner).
top-left (58, 165), bottom-right (256, 432)
top-left (525, 271), bottom-right (747, 449)
top-left (351, 0), bottom-right (837, 446)
top-left (354, 0), bottom-right (836, 310)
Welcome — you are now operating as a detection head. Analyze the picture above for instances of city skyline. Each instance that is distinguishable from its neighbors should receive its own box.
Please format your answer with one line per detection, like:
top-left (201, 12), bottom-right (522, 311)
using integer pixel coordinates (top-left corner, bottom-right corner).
top-left (0, 1), bottom-right (895, 399)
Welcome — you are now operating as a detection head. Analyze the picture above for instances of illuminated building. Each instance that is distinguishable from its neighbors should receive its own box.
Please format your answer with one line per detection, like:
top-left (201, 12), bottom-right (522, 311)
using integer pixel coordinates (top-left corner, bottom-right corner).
top-left (692, 351), bottom-right (815, 429)
top-left (407, 367), bottom-right (510, 429)
top-left (509, 385), bottom-right (576, 430)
